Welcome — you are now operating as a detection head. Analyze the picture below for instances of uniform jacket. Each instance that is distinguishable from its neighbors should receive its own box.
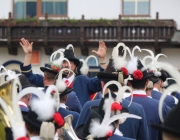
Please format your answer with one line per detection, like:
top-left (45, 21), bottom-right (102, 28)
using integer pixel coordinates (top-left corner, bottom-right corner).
top-left (76, 99), bottom-right (149, 140)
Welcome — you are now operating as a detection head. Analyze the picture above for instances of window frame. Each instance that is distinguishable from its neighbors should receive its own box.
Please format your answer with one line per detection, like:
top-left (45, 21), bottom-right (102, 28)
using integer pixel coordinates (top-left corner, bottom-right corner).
top-left (122, 0), bottom-right (150, 17)
top-left (12, 0), bottom-right (68, 18)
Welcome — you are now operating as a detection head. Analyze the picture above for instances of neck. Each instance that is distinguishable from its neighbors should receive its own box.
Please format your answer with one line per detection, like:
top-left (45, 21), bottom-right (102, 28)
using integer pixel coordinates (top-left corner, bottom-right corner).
top-left (27, 132), bottom-right (39, 138)
top-left (44, 81), bottom-right (54, 87)
top-left (154, 85), bottom-right (160, 91)
top-left (146, 90), bottom-right (152, 96)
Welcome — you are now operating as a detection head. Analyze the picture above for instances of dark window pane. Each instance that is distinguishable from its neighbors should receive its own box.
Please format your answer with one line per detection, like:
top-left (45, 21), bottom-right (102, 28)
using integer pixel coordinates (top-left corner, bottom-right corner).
top-left (55, 2), bottom-right (67, 14)
top-left (26, 2), bottom-right (36, 18)
top-left (124, 2), bottom-right (135, 15)
top-left (14, 1), bottom-right (26, 18)
top-left (42, 2), bottom-right (53, 14)
top-left (137, 2), bottom-right (149, 15)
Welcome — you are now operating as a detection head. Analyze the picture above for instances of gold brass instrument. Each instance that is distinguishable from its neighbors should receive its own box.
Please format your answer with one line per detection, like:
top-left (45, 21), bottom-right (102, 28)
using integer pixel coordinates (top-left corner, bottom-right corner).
top-left (58, 115), bottom-right (79, 140)
top-left (0, 79), bottom-right (14, 140)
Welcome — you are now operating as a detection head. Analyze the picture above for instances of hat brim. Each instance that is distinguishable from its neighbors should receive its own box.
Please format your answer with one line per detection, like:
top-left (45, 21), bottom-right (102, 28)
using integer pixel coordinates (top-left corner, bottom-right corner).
top-left (67, 58), bottom-right (80, 67)
top-left (40, 67), bottom-right (58, 75)
top-left (97, 72), bottom-right (118, 80)
top-left (23, 115), bottom-right (41, 129)
top-left (130, 72), bottom-right (154, 81)
top-left (60, 88), bottom-right (73, 96)
top-left (151, 124), bottom-right (180, 136)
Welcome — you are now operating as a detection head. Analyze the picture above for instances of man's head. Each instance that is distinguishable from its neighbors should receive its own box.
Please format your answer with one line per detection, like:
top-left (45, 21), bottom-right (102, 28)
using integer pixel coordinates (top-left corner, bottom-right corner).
top-left (43, 71), bottom-right (56, 86)
top-left (153, 78), bottom-right (163, 90)
top-left (62, 60), bottom-right (77, 74)
top-left (128, 79), bottom-right (149, 91)
top-left (60, 94), bottom-right (68, 103)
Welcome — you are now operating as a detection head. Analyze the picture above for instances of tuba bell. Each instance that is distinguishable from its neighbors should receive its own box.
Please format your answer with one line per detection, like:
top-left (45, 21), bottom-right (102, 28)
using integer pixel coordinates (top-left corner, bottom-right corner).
top-left (57, 115), bottom-right (79, 140)
top-left (0, 79), bottom-right (14, 140)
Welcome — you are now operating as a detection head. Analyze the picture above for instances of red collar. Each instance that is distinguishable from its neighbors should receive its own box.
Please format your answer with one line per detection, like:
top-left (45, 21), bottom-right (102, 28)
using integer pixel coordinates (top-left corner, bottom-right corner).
top-left (133, 94), bottom-right (147, 97)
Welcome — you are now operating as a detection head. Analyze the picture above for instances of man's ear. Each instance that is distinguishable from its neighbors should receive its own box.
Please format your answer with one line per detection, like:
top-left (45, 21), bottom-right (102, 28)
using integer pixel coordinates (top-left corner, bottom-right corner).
top-left (127, 81), bottom-right (131, 87)
top-left (44, 75), bottom-right (46, 81)
top-left (145, 79), bottom-right (149, 87)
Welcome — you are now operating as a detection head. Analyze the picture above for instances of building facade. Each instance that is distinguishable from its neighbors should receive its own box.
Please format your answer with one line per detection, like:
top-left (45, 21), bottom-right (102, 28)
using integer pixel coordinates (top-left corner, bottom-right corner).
top-left (0, 0), bottom-right (180, 75)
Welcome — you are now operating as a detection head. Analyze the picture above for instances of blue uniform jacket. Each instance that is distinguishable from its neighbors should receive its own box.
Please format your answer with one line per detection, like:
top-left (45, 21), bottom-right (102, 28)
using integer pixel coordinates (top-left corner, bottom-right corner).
top-left (76, 99), bottom-right (149, 140)
top-left (126, 96), bottom-right (169, 140)
top-left (58, 107), bottom-right (79, 129)
top-left (73, 75), bottom-right (102, 106)
top-left (110, 135), bottom-right (135, 140)
top-left (152, 90), bottom-right (175, 108)
top-left (20, 64), bottom-right (82, 113)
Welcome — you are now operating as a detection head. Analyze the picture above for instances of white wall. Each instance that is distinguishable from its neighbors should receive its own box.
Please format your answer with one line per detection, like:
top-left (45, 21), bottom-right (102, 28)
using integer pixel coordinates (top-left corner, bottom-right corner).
top-left (0, 0), bottom-right (12, 19)
top-left (151, 0), bottom-right (180, 29)
top-left (68, 0), bottom-right (121, 19)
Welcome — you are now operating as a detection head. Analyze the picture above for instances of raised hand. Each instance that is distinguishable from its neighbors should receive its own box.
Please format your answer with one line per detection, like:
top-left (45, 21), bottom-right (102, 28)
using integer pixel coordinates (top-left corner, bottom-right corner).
top-left (20, 38), bottom-right (33, 54)
top-left (92, 41), bottom-right (107, 59)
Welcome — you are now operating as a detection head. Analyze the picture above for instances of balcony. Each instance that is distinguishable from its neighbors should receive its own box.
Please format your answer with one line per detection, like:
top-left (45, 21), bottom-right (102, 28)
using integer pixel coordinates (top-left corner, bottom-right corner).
top-left (0, 13), bottom-right (177, 55)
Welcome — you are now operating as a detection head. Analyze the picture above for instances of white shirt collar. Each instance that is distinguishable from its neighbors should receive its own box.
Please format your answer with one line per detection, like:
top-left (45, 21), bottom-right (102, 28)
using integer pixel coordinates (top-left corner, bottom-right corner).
top-left (60, 103), bottom-right (66, 109)
top-left (114, 129), bottom-right (123, 136)
top-left (63, 74), bottom-right (75, 86)
top-left (153, 87), bottom-right (159, 92)
top-left (18, 101), bottom-right (27, 107)
top-left (30, 136), bottom-right (40, 140)
top-left (132, 90), bottom-right (146, 95)
top-left (147, 96), bottom-right (152, 98)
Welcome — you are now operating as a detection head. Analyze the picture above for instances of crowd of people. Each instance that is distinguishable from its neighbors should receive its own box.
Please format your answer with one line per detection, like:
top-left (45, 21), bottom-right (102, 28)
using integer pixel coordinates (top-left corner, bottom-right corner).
top-left (0, 38), bottom-right (180, 140)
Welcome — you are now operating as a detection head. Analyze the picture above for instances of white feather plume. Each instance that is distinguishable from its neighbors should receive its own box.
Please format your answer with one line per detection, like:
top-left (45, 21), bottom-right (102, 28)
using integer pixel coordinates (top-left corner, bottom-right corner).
top-left (162, 78), bottom-right (175, 88)
top-left (31, 94), bottom-right (56, 121)
top-left (127, 57), bottom-right (138, 74)
top-left (56, 68), bottom-right (75, 93)
top-left (154, 71), bottom-right (162, 77)
top-left (113, 56), bottom-right (127, 70)
top-left (80, 59), bottom-right (89, 76)
top-left (66, 44), bottom-right (74, 52)
top-left (89, 118), bottom-right (114, 138)
top-left (80, 55), bottom-right (98, 75)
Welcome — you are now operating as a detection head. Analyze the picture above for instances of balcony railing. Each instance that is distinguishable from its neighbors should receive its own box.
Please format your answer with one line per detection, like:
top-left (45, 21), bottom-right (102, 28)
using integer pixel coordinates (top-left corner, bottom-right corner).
top-left (0, 12), bottom-right (177, 55)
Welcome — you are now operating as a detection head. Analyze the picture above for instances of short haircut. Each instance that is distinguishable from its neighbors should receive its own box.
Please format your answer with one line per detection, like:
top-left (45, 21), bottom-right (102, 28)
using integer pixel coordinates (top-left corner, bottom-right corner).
top-left (60, 94), bottom-right (68, 102)
top-left (128, 79), bottom-right (147, 89)
top-left (44, 71), bottom-right (56, 81)
top-left (26, 123), bottom-right (40, 135)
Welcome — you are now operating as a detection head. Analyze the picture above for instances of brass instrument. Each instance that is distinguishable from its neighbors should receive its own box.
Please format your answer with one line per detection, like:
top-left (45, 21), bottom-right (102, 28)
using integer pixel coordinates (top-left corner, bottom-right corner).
top-left (0, 79), bottom-right (14, 140)
top-left (58, 115), bottom-right (79, 140)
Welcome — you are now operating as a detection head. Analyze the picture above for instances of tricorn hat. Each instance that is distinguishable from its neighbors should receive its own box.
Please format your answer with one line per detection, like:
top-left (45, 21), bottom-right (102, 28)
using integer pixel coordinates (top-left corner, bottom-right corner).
top-left (64, 49), bottom-right (80, 67)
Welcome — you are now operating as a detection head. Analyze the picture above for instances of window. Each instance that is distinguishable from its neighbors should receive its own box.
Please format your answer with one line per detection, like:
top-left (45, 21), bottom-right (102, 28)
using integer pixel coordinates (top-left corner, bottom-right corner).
top-left (14, 0), bottom-right (37, 18)
top-left (123, 0), bottom-right (150, 16)
top-left (13, 0), bottom-right (67, 19)
top-left (42, 0), bottom-right (67, 15)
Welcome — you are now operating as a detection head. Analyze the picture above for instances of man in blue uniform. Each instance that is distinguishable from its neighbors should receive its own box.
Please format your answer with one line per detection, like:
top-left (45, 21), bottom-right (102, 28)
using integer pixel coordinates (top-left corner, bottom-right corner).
top-left (76, 59), bottom-right (150, 140)
top-left (19, 38), bottom-right (103, 107)
top-left (125, 59), bottom-right (169, 140)
top-left (19, 38), bottom-right (82, 113)
top-left (151, 70), bottom-right (175, 108)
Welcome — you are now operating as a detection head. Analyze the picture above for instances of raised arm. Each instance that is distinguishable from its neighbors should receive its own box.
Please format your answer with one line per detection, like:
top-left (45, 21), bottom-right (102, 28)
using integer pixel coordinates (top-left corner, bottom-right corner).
top-left (19, 38), bottom-right (44, 87)
top-left (92, 41), bottom-right (107, 70)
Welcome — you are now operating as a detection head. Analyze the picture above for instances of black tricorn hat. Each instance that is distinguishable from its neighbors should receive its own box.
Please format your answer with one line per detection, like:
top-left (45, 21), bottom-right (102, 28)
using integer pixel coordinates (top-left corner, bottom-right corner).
top-left (64, 49), bottom-right (80, 67)
top-left (75, 109), bottom-right (115, 140)
top-left (151, 102), bottom-right (180, 136)
top-left (129, 59), bottom-right (154, 81)
top-left (60, 87), bottom-right (73, 96)
top-left (91, 92), bottom-right (129, 118)
top-left (23, 109), bottom-right (42, 129)
top-left (40, 64), bottom-right (59, 75)
top-left (150, 70), bottom-right (168, 83)
top-left (97, 59), bottom-right (128, 85)
top-left (18, 74), bottom-right (37, 90)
